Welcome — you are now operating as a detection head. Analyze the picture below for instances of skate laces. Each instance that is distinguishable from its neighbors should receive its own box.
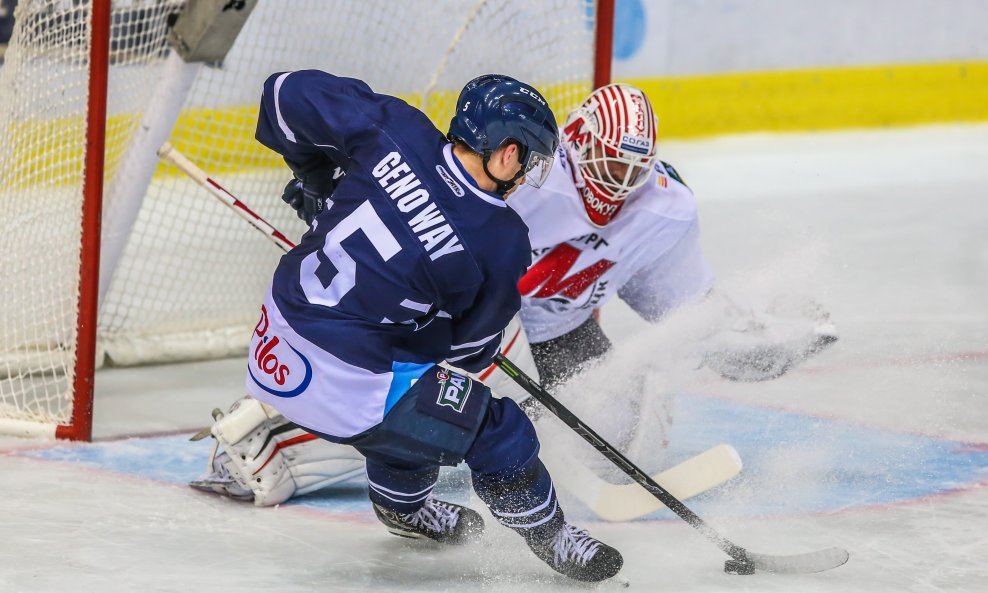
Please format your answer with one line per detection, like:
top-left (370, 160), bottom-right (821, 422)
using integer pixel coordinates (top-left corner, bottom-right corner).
top-left (403, 498), bottom-right (460, 534)
top-left (551, 524), bottom-right (601, 567)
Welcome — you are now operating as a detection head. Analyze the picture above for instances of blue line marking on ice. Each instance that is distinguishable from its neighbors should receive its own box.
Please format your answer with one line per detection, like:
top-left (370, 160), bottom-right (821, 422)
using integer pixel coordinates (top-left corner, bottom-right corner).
top-left (656, 394), bottom-right (988, 519)
top-left (21, 394), bottom-right (988, 521)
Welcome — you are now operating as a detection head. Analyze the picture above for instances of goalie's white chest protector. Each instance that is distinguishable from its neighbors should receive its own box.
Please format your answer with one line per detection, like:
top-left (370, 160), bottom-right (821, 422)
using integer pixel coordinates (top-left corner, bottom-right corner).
top-left (508, 151), bottom-right (715, 343)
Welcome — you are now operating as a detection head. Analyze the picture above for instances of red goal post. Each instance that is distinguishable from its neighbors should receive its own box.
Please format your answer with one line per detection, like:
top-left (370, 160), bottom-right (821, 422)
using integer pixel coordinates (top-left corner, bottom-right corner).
top-left (0, 0), bottom-right (615, 441)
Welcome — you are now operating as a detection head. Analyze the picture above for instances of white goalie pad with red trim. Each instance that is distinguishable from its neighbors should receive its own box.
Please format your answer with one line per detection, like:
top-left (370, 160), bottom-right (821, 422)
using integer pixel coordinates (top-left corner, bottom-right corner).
top-left (194, 397), bottom-right (365, 506)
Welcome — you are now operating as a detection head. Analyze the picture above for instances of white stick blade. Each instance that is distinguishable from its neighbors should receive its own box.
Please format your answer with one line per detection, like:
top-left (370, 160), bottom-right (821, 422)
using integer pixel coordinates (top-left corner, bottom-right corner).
top-left (539, 441), bottom-right (743, 522)
top-left (593, 444), bottom-right (743, 521)
top-left (747, 547), bottom-right (850, 574)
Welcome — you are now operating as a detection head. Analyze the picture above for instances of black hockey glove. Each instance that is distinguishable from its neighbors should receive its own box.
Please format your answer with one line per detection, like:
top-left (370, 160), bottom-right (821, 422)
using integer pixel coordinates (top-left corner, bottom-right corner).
top-left (282, 164), bottom-right (344, 224)
top-left (282, 179), bottom-right (325, 225)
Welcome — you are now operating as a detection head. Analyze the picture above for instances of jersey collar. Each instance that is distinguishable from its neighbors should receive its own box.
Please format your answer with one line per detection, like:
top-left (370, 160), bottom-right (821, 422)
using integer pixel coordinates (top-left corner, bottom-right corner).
top-left (443, 143), bottom-right (506, 208)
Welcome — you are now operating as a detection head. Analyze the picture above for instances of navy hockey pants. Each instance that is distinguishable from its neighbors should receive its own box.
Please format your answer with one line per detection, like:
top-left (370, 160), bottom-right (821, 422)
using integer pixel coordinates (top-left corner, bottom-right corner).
top-left (331, 365), bottom-right (564, 542)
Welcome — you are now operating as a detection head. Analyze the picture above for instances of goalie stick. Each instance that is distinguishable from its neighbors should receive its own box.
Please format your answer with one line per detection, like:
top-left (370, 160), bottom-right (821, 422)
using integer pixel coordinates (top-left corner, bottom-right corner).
top-left (495, 353), bottom-right (850, 575)
top-left (541, 443), bottom-right (742, 522)
top-left (155, 143), bottom-right (750, 521)
top-left (156, 142), bottom-right (296, 253)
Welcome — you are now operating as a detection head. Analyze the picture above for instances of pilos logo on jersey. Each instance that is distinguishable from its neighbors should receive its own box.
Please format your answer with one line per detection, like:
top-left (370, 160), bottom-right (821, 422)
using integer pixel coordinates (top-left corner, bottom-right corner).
top-left (435, 370), bottom-right (472, 413)
top-left (248, 305), bottom-right (313, 398)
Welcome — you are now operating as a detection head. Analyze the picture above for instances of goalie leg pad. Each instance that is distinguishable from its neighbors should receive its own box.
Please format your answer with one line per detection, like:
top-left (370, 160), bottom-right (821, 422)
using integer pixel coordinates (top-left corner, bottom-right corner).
top-left (192, 397), bottom-right (365, 506)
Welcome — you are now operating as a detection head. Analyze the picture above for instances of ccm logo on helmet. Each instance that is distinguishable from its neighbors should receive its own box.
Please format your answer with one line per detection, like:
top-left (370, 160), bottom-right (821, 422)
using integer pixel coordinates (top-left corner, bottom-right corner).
top-left (248, 305), bottom-right (313, 398)
top-left (518, 87), bottom-right (547, 106)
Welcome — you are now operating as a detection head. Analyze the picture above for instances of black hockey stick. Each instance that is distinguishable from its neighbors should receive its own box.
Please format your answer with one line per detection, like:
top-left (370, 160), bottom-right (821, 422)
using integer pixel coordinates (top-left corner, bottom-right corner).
top-left (494, 353), bottom-right (849, 575)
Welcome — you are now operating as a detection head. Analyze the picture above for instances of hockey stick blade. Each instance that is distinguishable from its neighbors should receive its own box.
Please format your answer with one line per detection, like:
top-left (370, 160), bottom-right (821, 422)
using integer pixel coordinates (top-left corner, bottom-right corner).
top-left (594, 444), bottom-right (742, 521)
top-left (745, 547), bottom-right (850, 574)
top-left (494, 353), bottom-right (850, 575)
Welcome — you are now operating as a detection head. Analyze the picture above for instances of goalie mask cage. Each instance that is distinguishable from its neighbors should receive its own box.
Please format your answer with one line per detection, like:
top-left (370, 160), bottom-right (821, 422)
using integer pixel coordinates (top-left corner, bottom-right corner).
top-left (0, 0), bottom-right (614, 440)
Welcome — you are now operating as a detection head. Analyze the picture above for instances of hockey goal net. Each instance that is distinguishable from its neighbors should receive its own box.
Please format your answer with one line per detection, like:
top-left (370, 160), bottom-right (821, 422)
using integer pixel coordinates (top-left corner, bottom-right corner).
top-left (0, 0), bottom-right (611, 439)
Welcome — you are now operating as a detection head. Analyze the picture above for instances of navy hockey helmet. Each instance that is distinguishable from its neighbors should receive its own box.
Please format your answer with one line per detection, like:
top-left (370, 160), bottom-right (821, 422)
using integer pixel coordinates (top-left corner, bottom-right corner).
top-left (448, 74), bottom-right (559, 193)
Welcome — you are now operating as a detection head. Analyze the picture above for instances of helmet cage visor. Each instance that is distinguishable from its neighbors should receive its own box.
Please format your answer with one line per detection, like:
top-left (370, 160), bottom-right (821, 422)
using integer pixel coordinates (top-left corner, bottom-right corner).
top-left (496, 99), bottom-right (557, 189)
top-left (521, 148), bottom-right (554, 188)
top-left (579, 138), bottom-right (654, 200)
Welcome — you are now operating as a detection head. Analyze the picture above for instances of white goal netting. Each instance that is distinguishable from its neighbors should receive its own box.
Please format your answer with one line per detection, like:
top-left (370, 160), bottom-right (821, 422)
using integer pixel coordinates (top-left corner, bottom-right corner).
top-left (0, 0), bottom-right (598, 436)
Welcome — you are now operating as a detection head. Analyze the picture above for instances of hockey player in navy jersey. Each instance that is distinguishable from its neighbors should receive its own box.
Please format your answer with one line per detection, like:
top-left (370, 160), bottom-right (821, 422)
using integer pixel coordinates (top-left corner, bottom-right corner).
top-left (193, 82), bottom-right (835, 528)
top-left (223, 70), bottom-right (622, 582)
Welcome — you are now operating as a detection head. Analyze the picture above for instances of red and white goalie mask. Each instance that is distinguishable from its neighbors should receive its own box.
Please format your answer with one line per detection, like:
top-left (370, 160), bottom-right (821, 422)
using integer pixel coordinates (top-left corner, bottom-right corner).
top-left (562, 84), bottom-right (658, 226)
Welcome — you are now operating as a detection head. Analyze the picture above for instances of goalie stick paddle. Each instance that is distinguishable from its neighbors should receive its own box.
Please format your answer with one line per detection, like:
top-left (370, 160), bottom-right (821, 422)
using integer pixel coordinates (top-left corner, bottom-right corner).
top-left (538, 443), bottom-right (743, 522)
top-left (511, 402), bottom-right (743, 521)
top-left (494, 353), bottom-right (850, 575)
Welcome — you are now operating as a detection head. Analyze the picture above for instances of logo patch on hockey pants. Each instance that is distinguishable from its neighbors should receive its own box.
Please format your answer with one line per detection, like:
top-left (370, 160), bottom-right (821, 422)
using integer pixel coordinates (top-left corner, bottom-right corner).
top-left (436, 371), bottom-right (472, 412)
top-left (414, 367), bottom-right (487, 430)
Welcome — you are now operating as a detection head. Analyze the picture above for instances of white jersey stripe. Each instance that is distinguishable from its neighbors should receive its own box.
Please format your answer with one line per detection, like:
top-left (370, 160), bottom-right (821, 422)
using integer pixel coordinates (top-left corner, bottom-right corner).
top-left (446, 347), bottom-right (485, 362)
top-left (497, 501), bottom-right (560, 529)
top-left (450, 331), bottom-right (501, 350)
top-left (492, 484), bottom-right (556, 518)
top-left (368, 485), bottom-right (432, 505)
top-left (273, 72), bottom-right (297, 143)
top-left (367, 477), bottom-right (438, 498)
top-left (399, 299), bottom-right (432, 313)
top-left (442, 144), bottom-right (507, 208)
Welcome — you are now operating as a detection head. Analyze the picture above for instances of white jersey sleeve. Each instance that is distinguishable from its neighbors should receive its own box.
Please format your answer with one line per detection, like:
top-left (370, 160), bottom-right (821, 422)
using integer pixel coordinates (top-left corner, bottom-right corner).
top-left (616, 216), bottom-right (715, 321)
top-left (510, 152), bottom-right (715, 343)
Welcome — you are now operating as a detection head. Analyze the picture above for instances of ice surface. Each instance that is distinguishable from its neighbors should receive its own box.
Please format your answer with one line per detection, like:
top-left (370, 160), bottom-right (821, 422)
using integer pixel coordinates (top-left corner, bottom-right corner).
top-left (2, 124), bottom-right (986, 592)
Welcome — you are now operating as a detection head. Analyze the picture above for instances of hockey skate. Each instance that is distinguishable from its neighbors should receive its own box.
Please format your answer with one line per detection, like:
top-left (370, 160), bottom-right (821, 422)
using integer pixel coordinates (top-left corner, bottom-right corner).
top-left (527, 522), bottom-right (623, 582)
top-left (373, 497), bottom-right (484, 545)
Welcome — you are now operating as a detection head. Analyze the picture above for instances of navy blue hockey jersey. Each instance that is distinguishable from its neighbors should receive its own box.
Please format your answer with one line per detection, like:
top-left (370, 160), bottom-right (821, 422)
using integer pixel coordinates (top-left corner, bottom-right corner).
top-left (245, 70), bottom-right (531, 439)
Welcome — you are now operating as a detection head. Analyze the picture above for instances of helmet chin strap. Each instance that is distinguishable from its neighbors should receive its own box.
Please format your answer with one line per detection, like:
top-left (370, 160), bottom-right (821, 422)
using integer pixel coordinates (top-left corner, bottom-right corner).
top-left (482, 151), bottom-right (525, 196)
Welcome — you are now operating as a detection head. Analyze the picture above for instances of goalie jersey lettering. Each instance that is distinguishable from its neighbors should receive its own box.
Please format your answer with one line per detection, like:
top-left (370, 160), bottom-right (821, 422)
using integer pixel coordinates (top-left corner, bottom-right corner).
top-left (248, 70), bottom-right (530, 438)
top-left (509, 149), bottom-right (715, 343)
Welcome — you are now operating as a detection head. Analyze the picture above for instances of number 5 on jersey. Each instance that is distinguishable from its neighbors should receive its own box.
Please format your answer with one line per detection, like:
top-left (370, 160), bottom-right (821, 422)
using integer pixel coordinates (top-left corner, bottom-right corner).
top-left (300, 200), bottom-right (402, 308)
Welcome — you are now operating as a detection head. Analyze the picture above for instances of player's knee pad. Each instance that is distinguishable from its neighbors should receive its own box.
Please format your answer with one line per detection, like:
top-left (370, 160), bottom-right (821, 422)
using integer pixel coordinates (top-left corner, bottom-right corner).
top-left (464, 397), bottom-right (540, 476)
top-left (199, 397), bottom-right (365, 506)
